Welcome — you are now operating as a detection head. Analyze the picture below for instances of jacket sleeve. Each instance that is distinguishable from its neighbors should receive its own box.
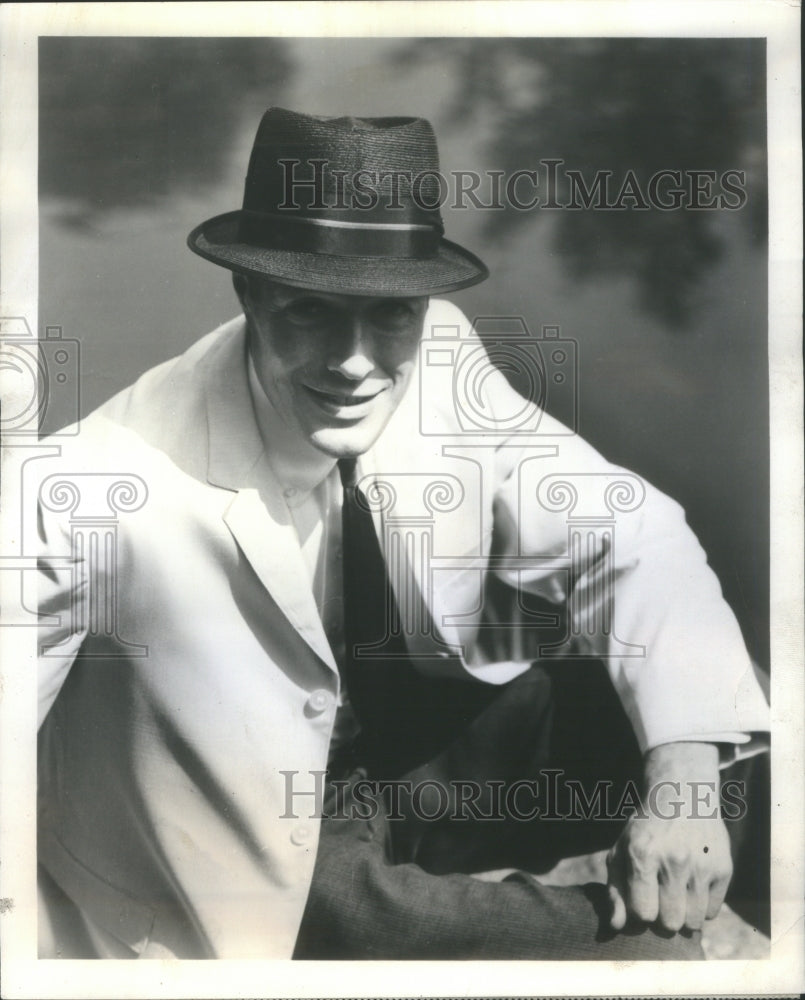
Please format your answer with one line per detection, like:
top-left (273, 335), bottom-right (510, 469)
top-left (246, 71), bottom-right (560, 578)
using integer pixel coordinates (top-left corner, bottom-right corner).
top-left (36, 464), bottom-right (90, 730)
top-left (480, 350), bottom-right (770, 756)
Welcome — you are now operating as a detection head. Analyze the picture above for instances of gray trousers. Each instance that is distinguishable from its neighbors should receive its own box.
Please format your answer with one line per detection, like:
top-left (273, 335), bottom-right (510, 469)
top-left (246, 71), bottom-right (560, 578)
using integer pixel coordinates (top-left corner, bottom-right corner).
top-left (293, 661), bottom-right (706, 960)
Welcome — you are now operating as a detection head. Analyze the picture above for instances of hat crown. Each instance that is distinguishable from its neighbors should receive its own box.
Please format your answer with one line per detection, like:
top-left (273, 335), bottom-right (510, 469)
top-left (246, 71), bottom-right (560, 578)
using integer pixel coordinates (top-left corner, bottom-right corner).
top-left (187, 106), bottom-right (488, 296)
top-left (242, 107), bottom-right (444, 228)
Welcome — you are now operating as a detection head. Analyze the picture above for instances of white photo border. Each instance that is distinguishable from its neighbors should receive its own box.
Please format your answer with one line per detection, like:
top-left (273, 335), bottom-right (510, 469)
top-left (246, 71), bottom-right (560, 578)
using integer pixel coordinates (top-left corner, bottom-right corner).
top-left (0, 2), bottom-right (802, 997)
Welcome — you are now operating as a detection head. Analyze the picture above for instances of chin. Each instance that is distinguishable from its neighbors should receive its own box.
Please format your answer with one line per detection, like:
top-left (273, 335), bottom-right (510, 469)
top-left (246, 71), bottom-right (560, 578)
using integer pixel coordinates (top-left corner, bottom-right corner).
top-left (308, 429), bottom-right (375, 459)
top-left (305, 397), bottom-right (400, 457)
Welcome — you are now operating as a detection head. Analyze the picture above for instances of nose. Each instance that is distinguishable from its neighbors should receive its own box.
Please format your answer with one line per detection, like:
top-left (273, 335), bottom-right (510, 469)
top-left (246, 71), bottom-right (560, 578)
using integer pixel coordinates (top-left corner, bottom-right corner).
top-left (326, 318), bottom-right (376, 381)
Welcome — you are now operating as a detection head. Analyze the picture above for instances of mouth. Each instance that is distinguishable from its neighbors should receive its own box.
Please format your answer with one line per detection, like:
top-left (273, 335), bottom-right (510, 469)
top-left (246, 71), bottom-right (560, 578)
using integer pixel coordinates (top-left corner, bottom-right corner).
top-left (304, 386), bottom-right (382, 407)
top-left (302, 383), bottom-right (387, 419)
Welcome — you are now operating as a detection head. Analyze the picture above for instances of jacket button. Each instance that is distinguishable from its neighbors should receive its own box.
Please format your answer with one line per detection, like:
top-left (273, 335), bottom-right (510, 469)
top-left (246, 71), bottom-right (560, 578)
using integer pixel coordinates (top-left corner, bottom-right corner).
top-left (290, 825), bottom-right (312, 846)
top-left (306, 689), bottom-right (333, 715)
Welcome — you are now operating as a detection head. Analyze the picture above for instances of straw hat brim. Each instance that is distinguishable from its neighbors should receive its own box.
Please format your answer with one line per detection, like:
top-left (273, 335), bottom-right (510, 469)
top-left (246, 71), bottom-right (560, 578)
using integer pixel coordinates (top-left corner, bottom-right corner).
top-left (187, 211), bottom-right (489, 297)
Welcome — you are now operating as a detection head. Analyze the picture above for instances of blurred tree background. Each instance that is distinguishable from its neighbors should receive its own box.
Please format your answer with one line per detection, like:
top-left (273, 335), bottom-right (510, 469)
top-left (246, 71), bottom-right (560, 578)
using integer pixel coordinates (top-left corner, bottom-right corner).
top-left (40, 38), bottom-right (294, 225)
top-left (391, 38), bottom-right (766, 328)
top-left (38, 36), bottom-right (768, 671)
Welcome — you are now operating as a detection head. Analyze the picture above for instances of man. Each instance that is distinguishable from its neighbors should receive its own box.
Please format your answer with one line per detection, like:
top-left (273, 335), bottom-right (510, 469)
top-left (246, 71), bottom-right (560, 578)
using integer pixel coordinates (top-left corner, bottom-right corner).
top-left (36, 108), bottom-right (769, 959)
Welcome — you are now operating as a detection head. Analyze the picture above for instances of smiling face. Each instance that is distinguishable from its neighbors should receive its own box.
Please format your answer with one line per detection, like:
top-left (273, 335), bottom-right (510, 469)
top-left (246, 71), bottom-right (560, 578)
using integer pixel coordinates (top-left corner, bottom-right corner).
top-left (236, 276), bottom-right (428, 459)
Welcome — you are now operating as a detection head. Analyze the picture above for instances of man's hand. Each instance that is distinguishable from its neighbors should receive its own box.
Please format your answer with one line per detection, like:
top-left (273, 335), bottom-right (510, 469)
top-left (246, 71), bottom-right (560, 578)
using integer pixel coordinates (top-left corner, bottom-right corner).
top-left (606, 741), bottom-right (733, 933)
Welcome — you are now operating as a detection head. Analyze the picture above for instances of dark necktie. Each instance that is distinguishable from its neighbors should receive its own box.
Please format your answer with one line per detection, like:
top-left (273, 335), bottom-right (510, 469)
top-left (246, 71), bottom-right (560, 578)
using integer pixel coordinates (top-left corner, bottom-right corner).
top-left (337, 458), bottom-right (410, 774)
top-left (336, 459), bottom-right (493, 778)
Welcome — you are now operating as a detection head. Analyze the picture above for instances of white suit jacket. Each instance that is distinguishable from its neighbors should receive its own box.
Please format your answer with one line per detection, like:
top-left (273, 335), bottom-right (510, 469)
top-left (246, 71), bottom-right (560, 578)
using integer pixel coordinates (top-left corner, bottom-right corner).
top-left (34, 298), bottom-right (769, 958)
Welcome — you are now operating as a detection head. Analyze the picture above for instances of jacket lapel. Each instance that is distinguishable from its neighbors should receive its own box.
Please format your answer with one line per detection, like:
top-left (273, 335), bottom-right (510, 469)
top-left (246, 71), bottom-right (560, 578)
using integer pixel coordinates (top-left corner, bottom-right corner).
top-left (202, 320), bottom-right (337, 675)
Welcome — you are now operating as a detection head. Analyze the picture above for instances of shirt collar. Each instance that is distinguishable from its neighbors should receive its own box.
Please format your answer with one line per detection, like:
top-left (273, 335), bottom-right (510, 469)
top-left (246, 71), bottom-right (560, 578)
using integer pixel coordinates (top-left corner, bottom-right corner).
top-left (247, 351), bottom-right (337, 501)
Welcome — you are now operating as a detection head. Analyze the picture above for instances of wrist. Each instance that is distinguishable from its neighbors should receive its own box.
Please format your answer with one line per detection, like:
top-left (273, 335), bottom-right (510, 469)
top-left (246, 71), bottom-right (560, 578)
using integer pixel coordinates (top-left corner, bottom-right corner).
top-left (642, 742), bottom-right (722, 819)
top-left (644, 741), bottom-right (720, 782)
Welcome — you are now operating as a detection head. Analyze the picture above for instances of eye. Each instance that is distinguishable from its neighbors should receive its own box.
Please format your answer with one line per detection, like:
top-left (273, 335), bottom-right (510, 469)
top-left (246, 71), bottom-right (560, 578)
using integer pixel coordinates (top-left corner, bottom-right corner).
top-left (370, 300), bottom-right (419, 331)
top-left (283, 297), bottom-right (337, 325)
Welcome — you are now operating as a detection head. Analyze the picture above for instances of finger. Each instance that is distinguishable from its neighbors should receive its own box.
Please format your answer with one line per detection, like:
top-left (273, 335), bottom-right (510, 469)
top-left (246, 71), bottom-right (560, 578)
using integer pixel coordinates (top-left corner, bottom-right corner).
top-left (606, 849), bottom-right (628, 930)
top-left (657, 869), bottom-right (688, 932)
top-left (623, 835), bottom-right (661, 924)
top-left (705, 870), bottom-right (731, 920)
top-left (607, 883), bottom-right (628, 931)
top-left (620, 826), bottom-right (661, 924)
top-left (684, 877), bottom-right (709, 930)
top-left (625, 869), bottom-right (660, 924)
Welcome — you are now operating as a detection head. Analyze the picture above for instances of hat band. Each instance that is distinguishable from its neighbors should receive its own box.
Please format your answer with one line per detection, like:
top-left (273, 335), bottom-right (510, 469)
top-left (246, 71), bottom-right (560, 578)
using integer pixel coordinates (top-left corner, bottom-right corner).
top-left (239, 210), bottom-right (441, 259)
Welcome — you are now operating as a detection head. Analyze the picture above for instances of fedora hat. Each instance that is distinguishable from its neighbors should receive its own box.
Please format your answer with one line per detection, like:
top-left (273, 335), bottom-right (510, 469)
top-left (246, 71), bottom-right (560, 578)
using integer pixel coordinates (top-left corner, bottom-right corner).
top-left (187, 107), bottom-right (488, 296)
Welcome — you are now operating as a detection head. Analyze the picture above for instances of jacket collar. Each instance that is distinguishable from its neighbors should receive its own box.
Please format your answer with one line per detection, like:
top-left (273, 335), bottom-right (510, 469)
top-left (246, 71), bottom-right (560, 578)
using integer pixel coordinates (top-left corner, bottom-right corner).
top-left (203, 316), bottom-right (266, 493)
top-left (201, 317), bottom-right (339, 674)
